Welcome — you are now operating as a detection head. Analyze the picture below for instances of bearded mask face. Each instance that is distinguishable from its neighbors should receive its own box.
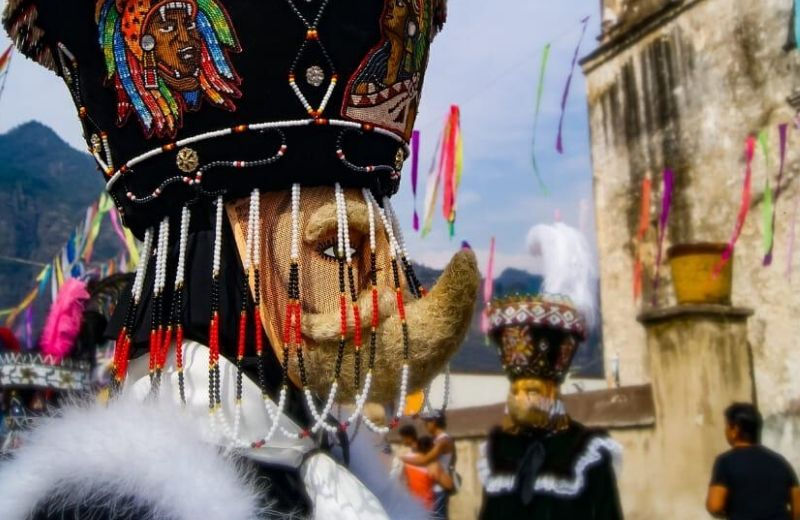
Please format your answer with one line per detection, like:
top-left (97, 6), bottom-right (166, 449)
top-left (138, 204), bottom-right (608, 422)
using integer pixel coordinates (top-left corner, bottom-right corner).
top-left (228, 187), bottom-right (479, 403)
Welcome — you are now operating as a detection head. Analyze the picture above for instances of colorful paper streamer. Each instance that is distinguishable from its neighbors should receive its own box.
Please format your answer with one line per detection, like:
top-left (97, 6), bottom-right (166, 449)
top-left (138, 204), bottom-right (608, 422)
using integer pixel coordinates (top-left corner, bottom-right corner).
top-left (421, 106), bottom-right (463, 239)
top-left (715, 136), bottom-right (756, 276)
top-left (411, 130), bottom-right (421, 231)
top-left (24, 306), bottom-right (33, 350)
top-left (0, 44), bottom-right (13, 103)
top-left (652, 168), bottom-right (674, 302)
top-left (531, 43), bottom-right (551, 193)
top-left (480, 237), bottom-right (496, 340)
top-left (795, 0), bottom-right (800, 49)
top-left (555, 16), bottom-right (590, 155)
top-left (441, 105), bottom-right (463, 238)
top-left (633, 176), bottom-right (652, 301)
top-left (421, 130), bottom-right (444, 238)
top-left (0, 192), bottom-right (138, 328)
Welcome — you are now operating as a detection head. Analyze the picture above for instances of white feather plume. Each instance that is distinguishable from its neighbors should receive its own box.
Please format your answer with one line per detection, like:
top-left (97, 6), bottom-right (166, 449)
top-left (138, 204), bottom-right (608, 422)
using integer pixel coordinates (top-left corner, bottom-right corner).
top-left (526, 222), bottom-right (598, 330)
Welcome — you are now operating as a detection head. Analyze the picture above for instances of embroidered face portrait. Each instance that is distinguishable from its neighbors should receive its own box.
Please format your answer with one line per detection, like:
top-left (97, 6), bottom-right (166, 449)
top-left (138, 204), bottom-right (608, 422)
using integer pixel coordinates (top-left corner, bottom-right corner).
top-left (342, 0), bottom-right (433, 140)
top-left (95, 0), bottom-right (242, 138)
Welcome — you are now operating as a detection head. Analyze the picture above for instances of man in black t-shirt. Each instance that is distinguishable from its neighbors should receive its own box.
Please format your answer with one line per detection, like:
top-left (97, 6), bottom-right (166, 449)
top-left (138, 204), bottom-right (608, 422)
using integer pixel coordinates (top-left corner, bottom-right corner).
top-left (706, 403), bottom-right (800, 520)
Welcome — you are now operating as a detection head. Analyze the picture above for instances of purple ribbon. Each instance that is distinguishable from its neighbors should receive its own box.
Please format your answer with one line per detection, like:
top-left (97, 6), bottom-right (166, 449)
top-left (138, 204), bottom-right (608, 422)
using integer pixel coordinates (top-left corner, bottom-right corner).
top-left (652, 168), bottom-right (675, 303)
top-left (24, 306), bottom-right (33, 350)
top-left (556, 16), bottom-right (590, 154)
top-left (411, 130), bottom-right (421, 231)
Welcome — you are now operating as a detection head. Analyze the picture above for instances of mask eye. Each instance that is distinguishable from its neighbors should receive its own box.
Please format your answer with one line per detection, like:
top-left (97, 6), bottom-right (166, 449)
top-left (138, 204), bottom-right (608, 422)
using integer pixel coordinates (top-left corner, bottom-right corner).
top-left (186, 21), bottom-right (196, 30)
top-left (317, 241), bottom-right (358, 261)
top-left (321, 244), bottom-right (338, 260)
top-left (159, 24), bottom-right (175, 33)
top-left (317, 238), bottom-right (357, 261)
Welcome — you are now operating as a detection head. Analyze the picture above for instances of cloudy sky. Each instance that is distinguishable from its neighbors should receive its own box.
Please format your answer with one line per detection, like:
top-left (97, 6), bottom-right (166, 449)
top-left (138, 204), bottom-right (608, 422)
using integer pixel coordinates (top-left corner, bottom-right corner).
top-left (0, 0), bottom-right (600, 276)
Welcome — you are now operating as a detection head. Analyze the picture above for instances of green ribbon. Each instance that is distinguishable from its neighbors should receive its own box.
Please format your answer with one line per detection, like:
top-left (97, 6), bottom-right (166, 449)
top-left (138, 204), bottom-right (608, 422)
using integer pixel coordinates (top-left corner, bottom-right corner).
top-left (531, 44), bottom-right (551, 194)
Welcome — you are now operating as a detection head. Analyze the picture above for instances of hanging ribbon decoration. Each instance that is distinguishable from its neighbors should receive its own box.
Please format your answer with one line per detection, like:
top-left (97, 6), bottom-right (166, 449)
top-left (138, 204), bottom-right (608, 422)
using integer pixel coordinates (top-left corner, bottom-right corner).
top-left (556, 16), bottom-right (590, 155)
top-left (795, 0), bottom-right (800, 49)
top-left (714, 136), bottom-right (756, 276)
top-left (756, 129), bottom-right (775, 266)
top-left (3, 286), bottom-right (38, 326)
top-left (652, 169), bottom-right (674, 303)
top-left (24, 307), bottom-right (34, 350)
top-left (786, 195), bottom-right (799, 279)
top-left (764, 123), bottom-right (788, 265)
top-left (421, 130), bottom-right (445, 238)
top-left (411, 130), bottom-right (421, 231)
top-left (531, 43), bottom-right (551, 193)
top-left (110, 207), bottom-right (140, 269)
top-left (441, 105), bottom-right (463, 238)
top-left (0, 192), bottom-right (139, 327)
top-left (633, 176), bottom-right (652, 301)
top-left (83, 193), bottom-right (117, 263)
top-left (0, 45), bottom-right (13, 105)
top-left (480, 237), bottom-right (496, 344)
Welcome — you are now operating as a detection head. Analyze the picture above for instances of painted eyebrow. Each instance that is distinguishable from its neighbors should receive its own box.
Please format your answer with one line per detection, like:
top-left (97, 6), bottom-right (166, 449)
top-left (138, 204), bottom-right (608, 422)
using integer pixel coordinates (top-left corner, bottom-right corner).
top-left (304, 198), bottom-right (370, 244)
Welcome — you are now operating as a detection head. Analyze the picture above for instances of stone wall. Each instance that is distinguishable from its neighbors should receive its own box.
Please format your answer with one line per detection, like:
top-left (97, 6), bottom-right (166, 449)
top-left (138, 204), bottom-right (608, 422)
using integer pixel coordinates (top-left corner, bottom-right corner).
top-left (582, 0), bottom-right (800, 417)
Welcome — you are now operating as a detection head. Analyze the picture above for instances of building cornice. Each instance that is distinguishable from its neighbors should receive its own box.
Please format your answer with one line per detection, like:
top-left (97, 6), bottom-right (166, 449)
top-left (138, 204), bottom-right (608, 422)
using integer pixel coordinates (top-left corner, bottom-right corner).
top-left (581, 0), bottom-right (707, 74)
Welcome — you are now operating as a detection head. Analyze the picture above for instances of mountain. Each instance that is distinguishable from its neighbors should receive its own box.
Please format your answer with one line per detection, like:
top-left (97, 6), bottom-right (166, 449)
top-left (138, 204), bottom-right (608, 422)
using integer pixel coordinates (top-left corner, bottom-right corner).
top-left (0, 121), bottom-right (105, 313)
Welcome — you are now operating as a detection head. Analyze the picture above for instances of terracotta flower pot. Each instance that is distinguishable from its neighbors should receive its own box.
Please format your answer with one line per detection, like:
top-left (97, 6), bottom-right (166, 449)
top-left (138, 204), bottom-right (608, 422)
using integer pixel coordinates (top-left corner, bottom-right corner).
top-left (667, 243), bottom-right (732, 305)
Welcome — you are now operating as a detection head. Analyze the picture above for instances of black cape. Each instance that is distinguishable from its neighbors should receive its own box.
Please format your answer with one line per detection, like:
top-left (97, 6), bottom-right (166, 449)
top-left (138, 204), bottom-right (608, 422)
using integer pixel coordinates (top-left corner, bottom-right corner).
top-left (479, 421), bottom-right (624, 520)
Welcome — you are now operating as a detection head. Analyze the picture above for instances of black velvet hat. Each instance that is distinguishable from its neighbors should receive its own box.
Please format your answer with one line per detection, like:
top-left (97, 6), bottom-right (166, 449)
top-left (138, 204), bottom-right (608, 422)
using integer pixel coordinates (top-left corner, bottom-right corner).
top-left (4, 0), bottom-right (446, 237)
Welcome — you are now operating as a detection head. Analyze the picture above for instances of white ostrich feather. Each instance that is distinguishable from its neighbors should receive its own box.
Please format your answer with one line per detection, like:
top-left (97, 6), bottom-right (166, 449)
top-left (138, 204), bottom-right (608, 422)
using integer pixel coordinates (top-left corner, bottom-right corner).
top-left (526, 222), bottom-right (598, 330)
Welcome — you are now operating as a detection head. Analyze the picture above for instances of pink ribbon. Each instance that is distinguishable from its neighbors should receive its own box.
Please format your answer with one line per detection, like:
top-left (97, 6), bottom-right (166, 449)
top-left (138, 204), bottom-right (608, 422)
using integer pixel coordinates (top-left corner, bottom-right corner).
top-left (715, 136), bottom-right (756, 276)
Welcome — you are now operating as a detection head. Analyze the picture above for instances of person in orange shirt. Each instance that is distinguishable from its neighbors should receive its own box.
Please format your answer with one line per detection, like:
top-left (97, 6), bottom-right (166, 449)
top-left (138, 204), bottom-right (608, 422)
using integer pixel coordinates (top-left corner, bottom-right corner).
top-left (399, 426), bottom-right (454, 515)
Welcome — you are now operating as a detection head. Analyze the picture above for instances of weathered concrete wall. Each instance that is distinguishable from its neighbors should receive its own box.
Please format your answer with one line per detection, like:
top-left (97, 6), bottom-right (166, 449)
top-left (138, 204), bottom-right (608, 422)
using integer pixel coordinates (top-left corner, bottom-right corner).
top-left (639, 308), bottom-right (755, 518)
top-left (448, 438), bottom-right (483, 520)
top-left (582, 0), bottom-right (800, 416)
top-left (608, 427), bottom-right (657, 520)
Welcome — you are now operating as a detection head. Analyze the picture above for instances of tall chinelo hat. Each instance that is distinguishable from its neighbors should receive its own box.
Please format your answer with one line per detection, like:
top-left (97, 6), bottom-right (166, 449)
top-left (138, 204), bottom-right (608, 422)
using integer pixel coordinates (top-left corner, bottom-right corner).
top-left (4, 0), bottom-right (446, 235)
top-left (488, 223), bottom-right (597, 384)
top-left (2, 0), bottom-right (482, 452)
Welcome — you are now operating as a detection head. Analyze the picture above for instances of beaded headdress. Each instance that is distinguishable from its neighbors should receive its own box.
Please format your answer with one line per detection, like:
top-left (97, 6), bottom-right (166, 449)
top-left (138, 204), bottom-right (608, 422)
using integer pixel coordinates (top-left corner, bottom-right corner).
top-left (4, 0), bottom-right (446, 235)
top-left (3, 0), bottom-right (468, 449)
top-left (488, 295), bottom-right (586, 383)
